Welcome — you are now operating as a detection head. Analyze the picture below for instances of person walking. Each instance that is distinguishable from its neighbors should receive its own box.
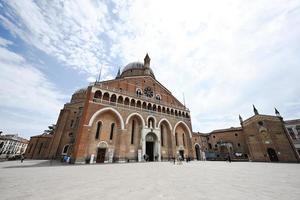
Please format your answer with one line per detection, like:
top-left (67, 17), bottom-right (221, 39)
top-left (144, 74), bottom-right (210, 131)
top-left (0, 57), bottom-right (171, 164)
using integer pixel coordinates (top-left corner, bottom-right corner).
top-left (227, 154), bottom-right (231, 163)
top-left (20, 154), bottom-right (24, 163)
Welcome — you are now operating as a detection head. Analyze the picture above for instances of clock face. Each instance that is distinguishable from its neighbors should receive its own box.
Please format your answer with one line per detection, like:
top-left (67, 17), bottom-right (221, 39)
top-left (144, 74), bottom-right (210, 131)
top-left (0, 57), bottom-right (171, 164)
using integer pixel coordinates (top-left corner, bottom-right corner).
top-left (144, 87), bottom-right (153, 98)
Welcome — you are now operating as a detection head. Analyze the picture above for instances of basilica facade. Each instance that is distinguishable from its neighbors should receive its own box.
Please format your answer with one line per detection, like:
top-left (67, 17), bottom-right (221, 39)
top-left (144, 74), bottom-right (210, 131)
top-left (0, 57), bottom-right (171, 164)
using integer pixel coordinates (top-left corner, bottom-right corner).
top-left (25, 55), bottom-right (300, 163)
top-left (39, 54), bottom-right (193, 163)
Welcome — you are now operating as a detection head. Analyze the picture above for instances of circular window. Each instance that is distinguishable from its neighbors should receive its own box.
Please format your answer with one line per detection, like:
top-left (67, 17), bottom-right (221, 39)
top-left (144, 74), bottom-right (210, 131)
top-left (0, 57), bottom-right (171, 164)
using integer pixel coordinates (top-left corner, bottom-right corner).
top-left (144, 87), bottom-right (153, 98)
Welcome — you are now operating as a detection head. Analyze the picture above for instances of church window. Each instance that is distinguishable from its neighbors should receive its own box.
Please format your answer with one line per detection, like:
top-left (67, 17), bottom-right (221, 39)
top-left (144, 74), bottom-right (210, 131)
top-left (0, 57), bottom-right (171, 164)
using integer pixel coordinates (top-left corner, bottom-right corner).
top-left (237, 143), bottom-right (241, 147)
top-left (131, 120), bottom-right (135, 144)
top-left (110, 123), bottom-right (115, 140)
top-left (175, 132), bottom-right (178, 146)
top-left (208, 143), bottom-right (212, 149)
top-left (182, 133), bottom-right (185, 147)
top-left (70, 120), bottom-right (74, 127)
top-left (95, 121), bottom-right (102, 139)
top-left (161, 125), bottom-right (164, 146)
top-left (258, 121), bottom-right (264, 126)
top-left (62, 145), bottom-right (69, 154)
top-left (155, 94), bottom-right (161, 100)
top-left (136, 88), bottom-right (142, 96)
top-left (38, 143), bottom-right (44, 154)
top-left (214, 144), bottom-right (217, 148)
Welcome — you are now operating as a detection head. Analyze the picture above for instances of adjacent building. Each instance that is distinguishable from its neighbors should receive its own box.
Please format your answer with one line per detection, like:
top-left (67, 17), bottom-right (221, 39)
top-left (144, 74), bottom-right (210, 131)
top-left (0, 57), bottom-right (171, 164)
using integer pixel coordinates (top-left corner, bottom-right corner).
top-left (0, 134), bottom-right (29, 159)
top-left (284, 119), bottom-right (300, 156)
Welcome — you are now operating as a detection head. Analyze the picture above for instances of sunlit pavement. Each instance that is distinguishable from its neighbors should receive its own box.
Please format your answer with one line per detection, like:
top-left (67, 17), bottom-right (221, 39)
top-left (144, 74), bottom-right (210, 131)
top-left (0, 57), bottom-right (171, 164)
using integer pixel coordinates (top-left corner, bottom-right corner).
top-left (0, 160), bottom-right (299, 200)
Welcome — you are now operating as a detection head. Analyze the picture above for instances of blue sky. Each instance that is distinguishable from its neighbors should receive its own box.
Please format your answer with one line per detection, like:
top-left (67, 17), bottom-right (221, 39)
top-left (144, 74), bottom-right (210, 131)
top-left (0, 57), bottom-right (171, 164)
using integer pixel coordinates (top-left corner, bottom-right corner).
top-left (0, 0), bottom-right (300, 139)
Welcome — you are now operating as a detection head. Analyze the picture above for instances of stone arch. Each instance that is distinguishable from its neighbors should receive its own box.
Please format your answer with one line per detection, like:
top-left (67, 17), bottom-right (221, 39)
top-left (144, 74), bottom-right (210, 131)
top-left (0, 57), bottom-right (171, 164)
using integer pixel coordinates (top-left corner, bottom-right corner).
top-left (171, 109), bottom-right (174, 115)
top-left (124, 97), bottom-right (130, 105)
top-left (175, 110), bottom-right (178, 116)
top-left (136, 100), bottom-right (142, 108)
top-left (142, 102), bottom-right (147, 109)
top-left (88, 107), bottom-right (125, 129)
top-left (182, 112), bottom-right (185, 118)
top-left (117, 96), bottom-right (123, 104)
top-left (130, 99), bottom-right (136, 107)
top-left (167, 108), bottom-right (170, 114)
top-left (147, 103), bottom-right (152, 110)
top-left (162, 107), bottom-right (166, 113)
top-left (157, 118), bottom-right (172, 130)
top-left (158, 106), bottom-right (161, 112)
top-left (97, 141), bottom-right (108, 148)
top-left (103, 92), bottom-right (109, 101)
top-left (172, 121), bottom-right (192, 138)
top-left (153, 104), bottom-right (157, 111)
top-left (94, 90), bottom-right (102, 98)
top-left (125, 112), bottom-right (145, 128)
top-left (110, 94), bottom-right (117, 102)
top-left (178, 111), bottom-right (182, 117)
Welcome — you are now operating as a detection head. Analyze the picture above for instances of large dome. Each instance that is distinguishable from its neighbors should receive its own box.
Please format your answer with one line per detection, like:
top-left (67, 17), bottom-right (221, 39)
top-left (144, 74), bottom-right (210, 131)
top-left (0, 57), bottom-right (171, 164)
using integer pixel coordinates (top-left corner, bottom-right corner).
top-left (122, 62), bottom-right (145, 72)
top-left (117, 55), bottom-right (155, 79)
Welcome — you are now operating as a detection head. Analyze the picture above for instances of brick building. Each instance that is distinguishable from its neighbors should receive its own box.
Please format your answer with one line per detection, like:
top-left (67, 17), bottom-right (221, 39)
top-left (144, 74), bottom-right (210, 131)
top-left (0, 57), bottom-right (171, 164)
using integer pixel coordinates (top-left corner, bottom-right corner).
top-left (25, 55), bottom-right (299, 163)
top-left (32, 55), bottom-right (193, 163)
top-left (25, 133), bottom-right (53, 159)
top-left (284, 119), bottom-right (300, 156)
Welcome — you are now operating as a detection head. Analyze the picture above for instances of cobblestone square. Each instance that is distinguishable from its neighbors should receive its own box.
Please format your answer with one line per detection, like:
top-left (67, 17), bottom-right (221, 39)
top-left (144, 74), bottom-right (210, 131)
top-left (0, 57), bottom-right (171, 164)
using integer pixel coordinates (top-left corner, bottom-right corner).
top-left (0, 160), bottom-right (299, 200)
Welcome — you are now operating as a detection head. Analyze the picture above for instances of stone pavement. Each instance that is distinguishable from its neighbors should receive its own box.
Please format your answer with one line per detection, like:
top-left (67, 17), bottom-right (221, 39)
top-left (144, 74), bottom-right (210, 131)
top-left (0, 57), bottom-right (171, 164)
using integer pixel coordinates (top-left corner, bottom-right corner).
top-left (0, 160), bottom-right (299, 200)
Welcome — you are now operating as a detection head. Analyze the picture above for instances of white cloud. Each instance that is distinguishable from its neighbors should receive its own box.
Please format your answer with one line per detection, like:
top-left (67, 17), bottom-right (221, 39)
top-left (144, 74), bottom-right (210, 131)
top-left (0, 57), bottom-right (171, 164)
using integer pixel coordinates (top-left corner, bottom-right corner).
top-left (1, 0), bottom-right (299, 133)
top-left (110, 0), bottom-right (300, 131)
top-left (0, 0), bottom-right (111, 77)
top-left (0, 39), bottom-right (66, 137)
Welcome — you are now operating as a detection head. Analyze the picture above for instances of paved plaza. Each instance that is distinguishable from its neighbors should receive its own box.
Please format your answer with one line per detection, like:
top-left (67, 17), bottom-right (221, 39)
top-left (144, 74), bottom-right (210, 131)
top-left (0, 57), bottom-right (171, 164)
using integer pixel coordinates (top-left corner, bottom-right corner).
top-left (0, 160), bottom-right (299, 200)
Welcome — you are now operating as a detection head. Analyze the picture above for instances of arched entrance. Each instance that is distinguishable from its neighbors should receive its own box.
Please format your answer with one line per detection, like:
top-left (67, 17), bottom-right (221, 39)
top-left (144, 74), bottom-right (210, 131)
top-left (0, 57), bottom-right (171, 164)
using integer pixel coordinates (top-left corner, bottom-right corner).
top-left (195, 144), bottom-right (201, 160)
top-left (267, 148), bottom-right (278, 162)
top-left (145, 132), bottom-right (157, 161)
top-left (96, 142), bottom-right (108, 163)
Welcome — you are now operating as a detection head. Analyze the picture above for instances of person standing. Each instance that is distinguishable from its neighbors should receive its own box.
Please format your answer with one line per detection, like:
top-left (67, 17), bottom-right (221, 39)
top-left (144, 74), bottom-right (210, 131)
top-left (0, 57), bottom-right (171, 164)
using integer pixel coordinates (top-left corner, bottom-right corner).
top-left (227, 154), bottom-right (231, 163)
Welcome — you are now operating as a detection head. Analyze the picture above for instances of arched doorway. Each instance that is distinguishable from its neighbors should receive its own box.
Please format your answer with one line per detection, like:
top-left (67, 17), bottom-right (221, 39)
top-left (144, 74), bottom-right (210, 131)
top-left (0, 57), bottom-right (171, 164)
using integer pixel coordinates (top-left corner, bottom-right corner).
top-left (267, 148), bottom-right (278, 162)
top-left (145, 132), bottom-right (157, 161)
top-left (96, 142), bottom-right (108, 163)
top-left (195, 144), bottom-right (201, 160)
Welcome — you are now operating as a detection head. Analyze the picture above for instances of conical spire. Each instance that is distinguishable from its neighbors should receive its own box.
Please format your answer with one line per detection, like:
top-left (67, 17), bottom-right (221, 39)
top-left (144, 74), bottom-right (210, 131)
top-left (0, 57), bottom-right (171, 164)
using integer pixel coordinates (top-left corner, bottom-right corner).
top-left (144, 53), bottom-right (150, 68)
top-left (116, 67), bottom-right (121, 79)
top-left (239, 114), bottom-right (243, 124)
top-left (275, 107), bottom-right (281, 117)
top-left (253, 104), bottom-right (259, 115)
